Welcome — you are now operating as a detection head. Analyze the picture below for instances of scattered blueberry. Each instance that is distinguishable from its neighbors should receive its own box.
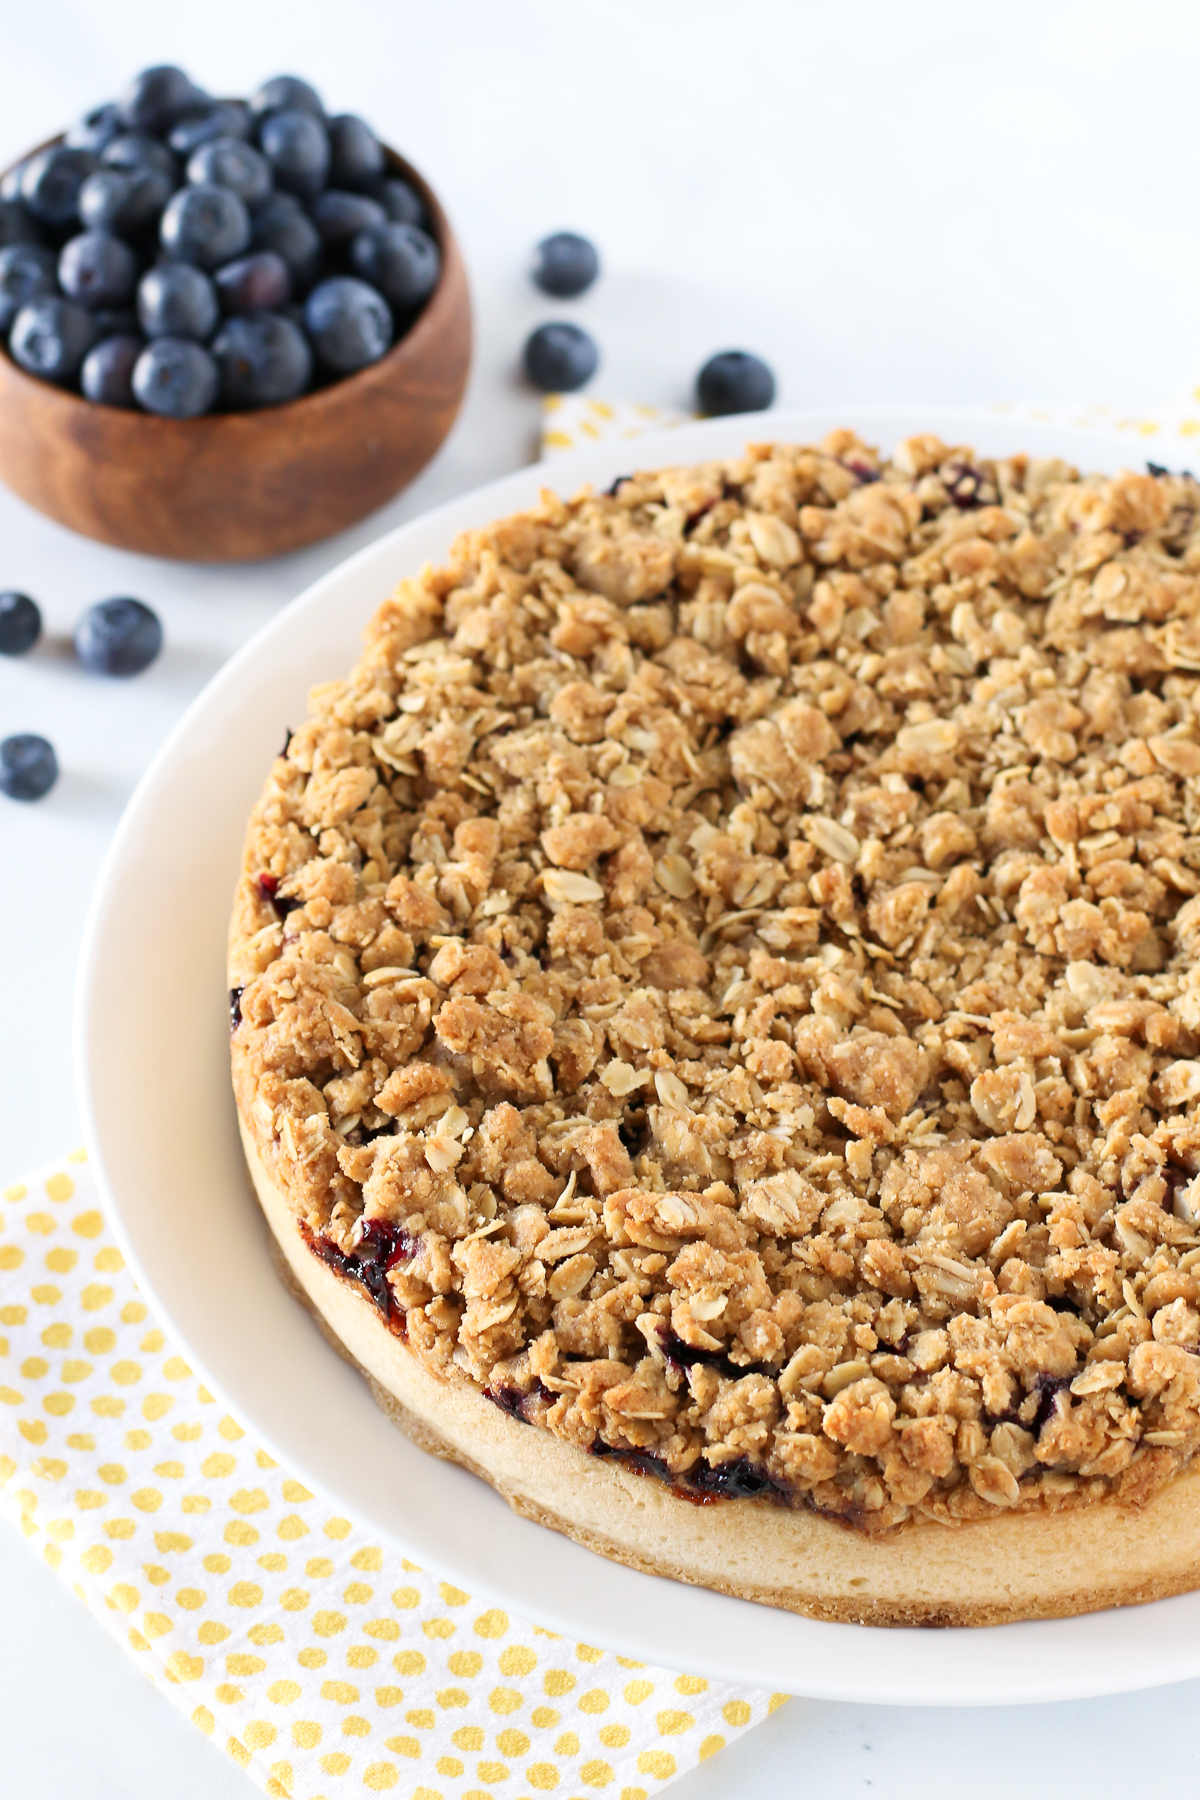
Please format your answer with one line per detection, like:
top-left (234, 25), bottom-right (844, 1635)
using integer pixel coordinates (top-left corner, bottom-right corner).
top-left (137, 262), bottom-right (219, 339)
top-left (0, 242), bottom-right (57, 331)
top-left (187, 136), bottom-right (272, 207)
top-left (327, 114), bottom-right (384, 189)
top-left (259, 109), bottom-right (329, 196)
top-left (9, 296), bottom-right (95, 381)
top-left (349, 221), bottom-right (439, 309)
top-left (79, 166), bottom-right (171, 237)
top-left (118, 65), bottom-right (201, 134)
top-left (66, 102), bottom-right (124, 155)
top-left (250, 75), bottom-right (324, 121)
top-left (213, 250), bottom-right (291, 314)
top-left (250, 192), bottom-right (322, 288)
top-left (20, 147), bottom-right (98, 226)
top-left (0, 733), bottom-right (58, 802)
top-left (0, 591), bottom-right (41, 655)
top-left (74, 596), bottom-right (163, 675)
top-left (373, 177), bottom-right (425, 227)
top-left (167, 100), bottom-right (252, 157)
top-left (304, 277), bottom-right (392, 372)
top-left (311, 189), bottom-right (385, 248)
top-left (101, 132), bottom-right (178, 182)
top-left (81, 333), bottom-right (143, 406)
top-left (533, 231), bottom-right (599, 298)
top-left (132, 336), bottom-right (218, 416)
top-left (160, 182), bottom-right (251, 268)
top-left (212, 311), bottom-right (311, 406)
top-left (696, 350), bottom-right (775, 416)
top-left (523, 321), bottom-right (598, 392)
top-left (58, 231), bottom-right (137, 309)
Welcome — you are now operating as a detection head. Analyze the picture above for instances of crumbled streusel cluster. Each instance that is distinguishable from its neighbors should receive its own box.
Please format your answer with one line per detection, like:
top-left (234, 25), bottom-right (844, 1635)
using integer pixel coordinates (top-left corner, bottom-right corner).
top-left (231, 432), bottom-right (1200, 1531)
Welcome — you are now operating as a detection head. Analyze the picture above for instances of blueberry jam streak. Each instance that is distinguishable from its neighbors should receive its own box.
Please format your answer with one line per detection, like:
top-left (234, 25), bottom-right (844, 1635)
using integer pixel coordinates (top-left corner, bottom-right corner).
top-left (256, 870), bottom-right (304, 918)
top-left (1031, 1373), bottom-right (1073, 1437)
top-left (659, 1326), bottom-right (765, 1383)
top-left (484, 1378), bottom-right (554, 1422)
top-left (588, 1439), bottom-right (789, 1506)
top-left (302, 1218), bottom-right (415, 1335)
top-left (942, 461), bottom-right (996, 509)
top-left (229, 985), bottom-right (244, 1033)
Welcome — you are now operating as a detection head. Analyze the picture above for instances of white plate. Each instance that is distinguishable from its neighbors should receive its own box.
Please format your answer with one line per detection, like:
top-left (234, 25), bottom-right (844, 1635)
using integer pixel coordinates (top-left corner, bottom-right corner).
top-left (77, 407), bottom-right (1200, 1706)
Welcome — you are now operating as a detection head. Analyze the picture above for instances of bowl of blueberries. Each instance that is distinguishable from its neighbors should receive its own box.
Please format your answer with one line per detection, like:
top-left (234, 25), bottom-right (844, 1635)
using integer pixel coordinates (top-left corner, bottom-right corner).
top-left (0, 65), bottom-right (471, 562)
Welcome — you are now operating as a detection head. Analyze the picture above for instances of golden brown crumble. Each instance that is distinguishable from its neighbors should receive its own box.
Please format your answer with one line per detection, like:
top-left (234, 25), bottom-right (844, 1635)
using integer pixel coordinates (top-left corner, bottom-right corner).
top-left (231, 431), bottom-right (1200, 1531)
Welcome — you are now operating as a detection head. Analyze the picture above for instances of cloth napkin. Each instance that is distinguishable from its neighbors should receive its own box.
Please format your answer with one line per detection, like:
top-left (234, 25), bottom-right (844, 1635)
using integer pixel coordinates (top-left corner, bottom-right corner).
top-left (0, 1154), bottom-right (782, 1799)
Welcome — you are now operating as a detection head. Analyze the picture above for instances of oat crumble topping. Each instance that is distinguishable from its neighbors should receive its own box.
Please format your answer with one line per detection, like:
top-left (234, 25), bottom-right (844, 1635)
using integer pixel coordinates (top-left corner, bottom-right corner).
top-left (231, 431), bottom-right (1200, 1530)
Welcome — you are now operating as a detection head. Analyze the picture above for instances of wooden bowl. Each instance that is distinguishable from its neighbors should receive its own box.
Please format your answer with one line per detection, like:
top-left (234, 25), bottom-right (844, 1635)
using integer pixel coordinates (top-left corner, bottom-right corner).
top-left (0, 146), bottom-right (471, 562)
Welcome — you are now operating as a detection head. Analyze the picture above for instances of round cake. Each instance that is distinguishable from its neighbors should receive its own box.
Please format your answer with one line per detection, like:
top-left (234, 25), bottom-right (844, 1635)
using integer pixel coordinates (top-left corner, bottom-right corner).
top-left (230, 430), bottom-right (1200, 1625)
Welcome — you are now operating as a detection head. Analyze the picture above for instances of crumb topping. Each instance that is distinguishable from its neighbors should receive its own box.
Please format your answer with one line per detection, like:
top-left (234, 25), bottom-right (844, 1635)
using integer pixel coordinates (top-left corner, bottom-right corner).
top-left (231, 432), bottom-right (1200, 1530)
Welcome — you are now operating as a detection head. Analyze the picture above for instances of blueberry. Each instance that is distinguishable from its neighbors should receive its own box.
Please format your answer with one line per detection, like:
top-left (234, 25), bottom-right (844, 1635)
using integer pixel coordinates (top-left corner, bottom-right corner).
top-left (168, 101), bottom-right (252, 157)
top-left (310, 189), bottom-right (385, 249)
top-left (0, 733), bottom-right (57, 802)
top-left (533, 231), bottom-right (599, 298)
top-left (303, 276), bottom-right (392, 372)
top-left (212, 311), bottom-right (311, 407)
top-left (118, 65), bottom-right (202, 134)
top-left (0, 162), bottom-right (27, 203)
top-left (187, 137), bottom-right (273, 208)
top-left (327, 114), bottom-right (384, 189)
top-left (81, 333), bottom-right (143, 407)
top-left (20, 147), bottom-right (99, 227)
top-left (58, 231), bottom-right (138, 310)
top-left (132, 337), bottom-right (218, 417)
top-left (349, 221), bottom-right (439, 310)
top-left (66, 102), bottom-right (124, 155)
top-left (79, 166), bottom-right (171, 238)
top-left (258, 110), bottom-right (329, 197)
top-left (9, 296), bottom-right (96, 382)
top-left (0, 592), bottom-right (41, 655)
top-left (88, 307), bottom-right (139, 339)
top-left (213, 250), bottom-right (290, 315)
top-left (137, 262), bottom-right (218, 339)
top-left (250, 193), bottom-right (321, 288)
top-left (372, 176), bottom-right (425, 227)
top-left (160, 184), bottom-right (251, 269)
top-left (101, 133), bottom-right (178, 183)
top-left (523, 321), bottom-right (598, 393)
top-left (75, 597), bottom-right (162, 675)
top-left (0, 199), bottom-right (42, 248)
top-left (0, 242), bottom-right (57, 331)
top-left (250, 75), bottom-right (324, 121)
top-left (696, 350), bottom-right (775, 416)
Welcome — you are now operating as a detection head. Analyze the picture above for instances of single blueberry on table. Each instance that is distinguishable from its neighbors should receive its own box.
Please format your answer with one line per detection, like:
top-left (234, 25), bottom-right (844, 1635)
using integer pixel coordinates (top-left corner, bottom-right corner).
top-left (160, 183), bottom-right (251, 268)
top-left (303, 276), bottom-right (392, 372)
top-left (523, 321), bottom-right (598, 393)
top-left (137, 262), bottom-right (219, 339)
top-left (349, 221), bottom-right (439, 309)
top-left (258, 109), bottom-right (330, 196)
top-left (79, 166), bottom-right (171, 238)
top-left (168, 100), bottom-right (252, 157)
top-left (372, 177), bottom-right (425, 227)
top-left (310, 189), bottom-right (385, 248)
top-left (250, 75), bottom-right (324, 121)
top-left (0, 733), bottom-right (58, 802)
top-left (533, 231), bottom-right (599, 298)
top-left (0, 592), bottom-right (41, 656)
top-left (66, 102), bottom-right (124, 155)
top-left (118, 65), bottom-right (201, 134)
top-left (81, 333), bottom-right (143, 407)
top-left (132, 336), bottom-right (218, 416)
top-left (0, 242), bottom-right (57, 331)
top-left (696, 350), bottom-right (775, 416)
top-left (74, 597), bottom-right (163, 675)
top-left (9, 296), bottom-right (96, 381)
top-left (20, 146), bottom-right (99, 227)
top-left (213, 250), bottom-right (291, 314)
top-left (187, 136), bottom-right (273, 208)
top-left (212, 310), bottom-right (312, 406)
top-left (101, 132), bottom-right (178, 183)
top-left (58, 231), bottom-right (138, 309)
top-left (251, 193), bottom-right (322, 288)
top-left (327, 113), bottom-right (384, 188)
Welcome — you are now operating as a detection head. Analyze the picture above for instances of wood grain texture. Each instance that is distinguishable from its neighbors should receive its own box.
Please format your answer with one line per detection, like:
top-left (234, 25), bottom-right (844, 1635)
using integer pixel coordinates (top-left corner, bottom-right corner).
top-left (0, 148), bottom-right (472, 562)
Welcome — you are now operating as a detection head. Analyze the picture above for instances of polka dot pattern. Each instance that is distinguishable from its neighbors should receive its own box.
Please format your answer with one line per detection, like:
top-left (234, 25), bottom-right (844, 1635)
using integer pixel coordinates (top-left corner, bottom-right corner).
top-left (0, 1157), bottom-right (781, 1798)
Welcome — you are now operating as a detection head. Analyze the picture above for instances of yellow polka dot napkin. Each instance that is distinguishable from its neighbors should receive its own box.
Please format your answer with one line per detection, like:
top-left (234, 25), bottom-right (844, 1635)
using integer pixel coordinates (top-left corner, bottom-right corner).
top-left (0, 1155), bottom-right (782, 1800)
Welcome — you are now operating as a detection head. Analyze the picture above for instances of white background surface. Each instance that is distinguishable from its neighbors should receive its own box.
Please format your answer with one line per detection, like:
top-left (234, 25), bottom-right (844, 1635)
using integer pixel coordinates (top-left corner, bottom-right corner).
top-left (4, 0), bottom-right (1200, 1793)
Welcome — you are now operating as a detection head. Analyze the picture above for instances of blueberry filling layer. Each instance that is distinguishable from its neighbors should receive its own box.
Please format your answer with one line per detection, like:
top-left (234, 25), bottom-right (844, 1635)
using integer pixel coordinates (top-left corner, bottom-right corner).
top-left (302, 1219), bottom-right (415, 1335)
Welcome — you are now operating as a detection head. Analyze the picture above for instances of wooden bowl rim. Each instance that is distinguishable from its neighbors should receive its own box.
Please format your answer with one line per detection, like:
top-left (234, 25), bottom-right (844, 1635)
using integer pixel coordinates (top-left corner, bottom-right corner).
top-left (0, 133), bottom-right (464, 436)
